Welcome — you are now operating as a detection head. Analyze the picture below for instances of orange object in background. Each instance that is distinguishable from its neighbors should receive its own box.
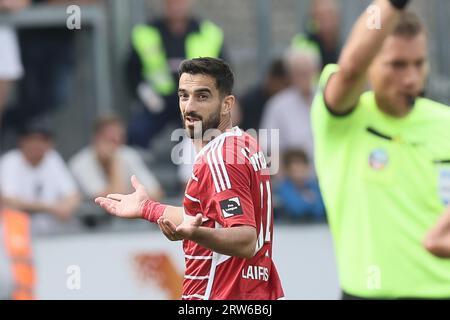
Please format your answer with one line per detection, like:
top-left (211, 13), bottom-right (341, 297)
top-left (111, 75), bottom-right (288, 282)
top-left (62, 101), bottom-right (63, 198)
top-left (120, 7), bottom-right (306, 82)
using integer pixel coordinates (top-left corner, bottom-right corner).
top-left (1, 208), bottom-right (35, 300)
top-left (134, 253), bottom-right (183, 300)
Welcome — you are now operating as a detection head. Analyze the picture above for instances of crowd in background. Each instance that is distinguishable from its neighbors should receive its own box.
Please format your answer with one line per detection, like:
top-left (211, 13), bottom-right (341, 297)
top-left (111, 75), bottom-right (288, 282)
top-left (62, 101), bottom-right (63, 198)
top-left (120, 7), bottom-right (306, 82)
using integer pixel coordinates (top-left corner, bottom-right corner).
top-left (0, 0), bottom-right (341, 300)
top-left (0, 0), bottom-right (344, 242)
top-left (1, 0), bottom-right (449, 301)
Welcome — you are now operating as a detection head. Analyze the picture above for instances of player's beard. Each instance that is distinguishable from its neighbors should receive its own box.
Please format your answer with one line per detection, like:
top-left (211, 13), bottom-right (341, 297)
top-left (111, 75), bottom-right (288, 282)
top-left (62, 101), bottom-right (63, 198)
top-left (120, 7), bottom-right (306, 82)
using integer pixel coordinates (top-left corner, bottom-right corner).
top-left (182, 104), bottom-right (221, 141)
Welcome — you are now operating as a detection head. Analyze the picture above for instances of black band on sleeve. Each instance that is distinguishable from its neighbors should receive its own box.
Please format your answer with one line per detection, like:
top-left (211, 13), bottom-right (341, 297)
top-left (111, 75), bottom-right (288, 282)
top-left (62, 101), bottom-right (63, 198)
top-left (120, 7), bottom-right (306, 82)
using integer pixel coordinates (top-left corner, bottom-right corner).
top-left (323, 74), bottom-right (356, 117)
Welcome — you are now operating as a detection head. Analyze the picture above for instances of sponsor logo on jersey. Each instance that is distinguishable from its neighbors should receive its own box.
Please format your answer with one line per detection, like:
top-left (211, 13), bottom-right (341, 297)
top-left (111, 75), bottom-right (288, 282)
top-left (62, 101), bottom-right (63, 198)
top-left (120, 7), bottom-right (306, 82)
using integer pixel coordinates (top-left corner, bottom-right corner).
top-left (220, 197), bottom-right (243, 218)
top-left (439, 168), bottom-right (450, 206)
top-left (369, 148), bottom-right (389, 170)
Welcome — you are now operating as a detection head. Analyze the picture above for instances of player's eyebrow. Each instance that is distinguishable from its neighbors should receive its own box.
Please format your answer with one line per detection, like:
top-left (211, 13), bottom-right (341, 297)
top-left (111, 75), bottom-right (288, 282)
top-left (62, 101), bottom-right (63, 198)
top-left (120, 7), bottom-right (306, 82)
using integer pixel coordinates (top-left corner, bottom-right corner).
top-left (178, 87), bottom-right (212, 95)
top-left (194, 87), bottom-right (212, 95)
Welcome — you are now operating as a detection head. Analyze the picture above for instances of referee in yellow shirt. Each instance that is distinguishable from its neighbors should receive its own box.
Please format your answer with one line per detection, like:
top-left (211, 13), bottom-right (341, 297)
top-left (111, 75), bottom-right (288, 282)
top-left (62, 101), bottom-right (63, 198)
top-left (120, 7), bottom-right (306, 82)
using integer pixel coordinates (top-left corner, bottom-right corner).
top-left (311, 0), bottom-right (450, 299)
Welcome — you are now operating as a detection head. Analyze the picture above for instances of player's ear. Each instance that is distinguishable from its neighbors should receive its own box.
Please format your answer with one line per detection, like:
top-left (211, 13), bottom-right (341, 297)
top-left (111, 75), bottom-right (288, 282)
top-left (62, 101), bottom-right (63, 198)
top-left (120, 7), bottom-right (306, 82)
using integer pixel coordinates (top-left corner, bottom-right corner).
top-left (221, 95), bottom-right (235, 116)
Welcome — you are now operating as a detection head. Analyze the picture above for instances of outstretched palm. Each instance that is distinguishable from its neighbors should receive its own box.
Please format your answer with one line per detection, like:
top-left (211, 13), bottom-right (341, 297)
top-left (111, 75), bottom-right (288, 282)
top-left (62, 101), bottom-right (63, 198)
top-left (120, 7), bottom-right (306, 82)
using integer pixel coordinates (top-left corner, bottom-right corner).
top-left (158, 214), bottom-right (203, 241)
top-left (95, 175), bottom-right (149, 219)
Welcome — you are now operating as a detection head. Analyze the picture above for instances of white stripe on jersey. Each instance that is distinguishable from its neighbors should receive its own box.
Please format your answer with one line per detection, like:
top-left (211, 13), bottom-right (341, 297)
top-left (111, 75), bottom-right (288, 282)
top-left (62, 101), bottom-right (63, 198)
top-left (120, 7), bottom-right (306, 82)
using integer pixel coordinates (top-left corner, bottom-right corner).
top-left (191, 174), bottom-right (199, 182)
top-left (184, 275), bottom-right (210, 280)
top-left (185, 255), bottom-right (213, 260)
top-left (255, 220), bottom-right (264, 255)
top-left (202, 127), bottom-right (243, 193)
top-left (260, 181), bottom-right (264, 208)
top-left (217, 135), bottom-right (231, 189)
top-left (206, 141), bottom-right (221, 193)
top-left (196, 126), bottom-right (242, 162)
top-left (203, 221), bottom-right (222, 300)
top-left (182, 294), bottom-right (205, 300)
top-left (265, 180), bottom-right (272, 243)
top-left (185, 193), bottom-right (200, 203)
top-left (210, 139), bottom-right (226, 191)
top-left (205, 134), bottom-right (236, 193)
top-left (216, 253), bottom-right (232, 266)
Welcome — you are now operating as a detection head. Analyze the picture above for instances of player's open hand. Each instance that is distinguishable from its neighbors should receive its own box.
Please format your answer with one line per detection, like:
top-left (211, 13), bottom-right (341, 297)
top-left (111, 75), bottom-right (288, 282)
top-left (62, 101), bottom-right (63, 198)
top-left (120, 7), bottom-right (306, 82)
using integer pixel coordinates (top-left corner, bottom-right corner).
top-left (95, 175), bottom-right (149, 219)
top-left (158, 213), bottom-right (203, 241)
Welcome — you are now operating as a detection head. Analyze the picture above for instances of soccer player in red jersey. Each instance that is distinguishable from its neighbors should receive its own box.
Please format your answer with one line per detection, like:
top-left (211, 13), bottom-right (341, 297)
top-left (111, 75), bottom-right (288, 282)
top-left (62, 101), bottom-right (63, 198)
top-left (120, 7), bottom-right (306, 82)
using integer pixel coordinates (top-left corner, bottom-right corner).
top-left (95, 57), bottom-right (285, 300)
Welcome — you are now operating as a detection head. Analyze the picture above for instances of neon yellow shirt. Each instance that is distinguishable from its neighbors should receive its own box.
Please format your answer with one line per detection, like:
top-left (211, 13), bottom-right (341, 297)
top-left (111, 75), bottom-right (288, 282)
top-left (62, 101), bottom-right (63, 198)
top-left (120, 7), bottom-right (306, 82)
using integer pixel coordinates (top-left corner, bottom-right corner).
top-left (312, 64), bottom-right (450, 298)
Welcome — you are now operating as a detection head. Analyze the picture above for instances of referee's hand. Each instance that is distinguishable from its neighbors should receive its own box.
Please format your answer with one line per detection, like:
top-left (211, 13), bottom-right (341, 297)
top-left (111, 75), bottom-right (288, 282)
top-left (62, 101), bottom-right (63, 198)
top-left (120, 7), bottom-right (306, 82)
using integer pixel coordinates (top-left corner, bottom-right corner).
top-left (95, 175), bottom-right (149, 219)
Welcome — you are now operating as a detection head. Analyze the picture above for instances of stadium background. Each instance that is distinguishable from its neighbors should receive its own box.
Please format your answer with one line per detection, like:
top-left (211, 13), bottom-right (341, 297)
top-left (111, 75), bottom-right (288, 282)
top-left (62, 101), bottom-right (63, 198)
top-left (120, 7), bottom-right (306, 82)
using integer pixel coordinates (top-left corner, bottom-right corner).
top-left (1, 0), bottom-right (449, 299)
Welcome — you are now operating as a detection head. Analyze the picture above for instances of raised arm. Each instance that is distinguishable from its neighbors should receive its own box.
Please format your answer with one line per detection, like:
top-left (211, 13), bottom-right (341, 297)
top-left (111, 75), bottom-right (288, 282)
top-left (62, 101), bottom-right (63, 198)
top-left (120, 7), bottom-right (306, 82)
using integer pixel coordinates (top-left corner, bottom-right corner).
top-left (423, 207), bottom-right (450, 258)
top-left (325, 0), bottom-right (408, 114)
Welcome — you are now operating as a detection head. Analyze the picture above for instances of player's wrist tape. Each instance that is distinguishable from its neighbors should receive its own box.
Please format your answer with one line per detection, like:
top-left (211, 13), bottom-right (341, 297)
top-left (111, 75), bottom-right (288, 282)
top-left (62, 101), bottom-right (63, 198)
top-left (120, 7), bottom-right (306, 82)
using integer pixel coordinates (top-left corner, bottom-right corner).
top-left (140, 199), bottom-right (166, 223)
top-left (388, 0), bottom-right (410, 10)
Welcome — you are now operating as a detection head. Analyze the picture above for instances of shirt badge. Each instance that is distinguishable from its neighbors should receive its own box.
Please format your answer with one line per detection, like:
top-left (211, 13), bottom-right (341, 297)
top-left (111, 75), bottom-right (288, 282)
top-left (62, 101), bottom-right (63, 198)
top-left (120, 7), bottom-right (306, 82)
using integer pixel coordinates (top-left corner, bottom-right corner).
top-left (369, 148), bottom-right (389, 170)
top-left (220, 197), bottom-right (243, 218)
top-left (438, 168), bottom-right (450, 206)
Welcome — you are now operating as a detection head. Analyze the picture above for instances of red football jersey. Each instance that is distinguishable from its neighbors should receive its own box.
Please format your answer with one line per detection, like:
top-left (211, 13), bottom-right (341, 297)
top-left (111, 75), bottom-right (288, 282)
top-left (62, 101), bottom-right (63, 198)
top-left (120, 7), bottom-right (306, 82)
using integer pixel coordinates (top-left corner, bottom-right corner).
top-left (181, 127), bottom-right (284, 300)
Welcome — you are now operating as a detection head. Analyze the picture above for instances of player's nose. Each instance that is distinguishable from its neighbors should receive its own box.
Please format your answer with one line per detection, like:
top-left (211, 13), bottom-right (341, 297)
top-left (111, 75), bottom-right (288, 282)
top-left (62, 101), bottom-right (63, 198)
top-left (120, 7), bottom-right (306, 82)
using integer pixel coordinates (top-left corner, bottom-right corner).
top-left (184, 97), bottom-right (197, 114)
top-left (403, 65), bottom-right (422, 91)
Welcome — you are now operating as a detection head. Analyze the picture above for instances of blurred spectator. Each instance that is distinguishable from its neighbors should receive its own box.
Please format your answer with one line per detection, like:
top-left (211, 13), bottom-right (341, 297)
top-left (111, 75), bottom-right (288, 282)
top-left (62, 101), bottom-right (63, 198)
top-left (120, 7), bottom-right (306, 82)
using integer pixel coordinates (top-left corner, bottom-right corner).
top-left (291, 0), bottom-right (341, 69)
top-left (0, 200), bottom-right (35, 300)
top-left (1, 0), bottom-right (97, 131)
top-left (275, 149), bottom-right (325, 222)
top-left (69, 115), bottom-right (164, 201)
top-left (0, 123), bottom-right (81, 236)
top-left (0, 0), bottom-right (28, 119)
top-left (239, 58), bottom-right (290, 131)
top-left (126, 0), bottom-right (227, 148)
top-left (259, 47), bottom-right (320, 168)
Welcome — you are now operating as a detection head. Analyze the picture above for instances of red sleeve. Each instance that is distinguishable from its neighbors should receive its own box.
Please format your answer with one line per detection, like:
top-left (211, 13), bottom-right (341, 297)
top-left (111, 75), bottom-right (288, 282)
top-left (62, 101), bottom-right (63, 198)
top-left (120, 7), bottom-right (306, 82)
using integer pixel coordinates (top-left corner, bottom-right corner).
top-left (201, 161), bottom-right (256, 228)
